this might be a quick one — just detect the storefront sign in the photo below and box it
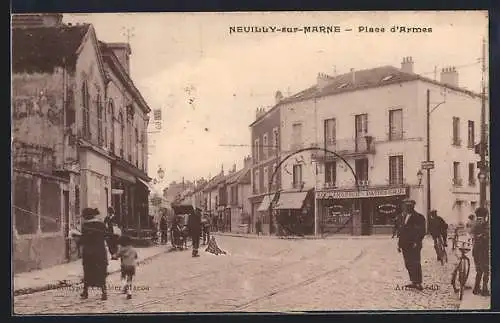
[378,203,397,214]
[324,206,351,225]
[317,187,407,200]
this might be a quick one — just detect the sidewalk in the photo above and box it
[13,245,167,296]
[459,265,491,310]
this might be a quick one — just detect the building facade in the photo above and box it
[11,14,152,272]
[225,159,252,233]
[249,102,282,235]
[275,57,486,235]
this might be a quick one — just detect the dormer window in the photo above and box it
[382,75,394,82]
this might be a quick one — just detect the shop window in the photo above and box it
[14,175,39,235]
[40,179,61,232]
[374,200,400,225]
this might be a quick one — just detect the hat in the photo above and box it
[402,198,416,205]
[475,207,489,218]
[82,207,100,220]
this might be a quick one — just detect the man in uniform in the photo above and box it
[188,207,203,257]
[397,198,426,290]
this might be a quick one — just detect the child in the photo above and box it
[112,235,138,299]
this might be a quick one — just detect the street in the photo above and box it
[14,235,462,313]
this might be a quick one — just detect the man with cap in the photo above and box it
[471,207,490,296]
[188,207,203,257]
[397,198,426,290]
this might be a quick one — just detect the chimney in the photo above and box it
[440,66,459,87]
[317,72,330,89]
[401,56,414,73]
[12,13,63,28]
[275,90,284,104]
[350,68,356,83]
[233,163,237,173]
[244,155,252,168]
[106,42,132,75]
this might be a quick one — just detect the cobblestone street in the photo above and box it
[14,235,465,314]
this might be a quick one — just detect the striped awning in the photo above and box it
[274,191,308,210]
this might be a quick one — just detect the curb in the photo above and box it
[13,249,167,297]
[215,233,393,240]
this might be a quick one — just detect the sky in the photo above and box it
[63,11,488,184]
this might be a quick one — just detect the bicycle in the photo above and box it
[451,240,472,300]
[435,235,448,265]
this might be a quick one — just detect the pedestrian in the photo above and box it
[466,214,476,238]
[428,210,449,261]
[205,236,227,255]
[391,213,402,239]
[256,216,262,236]
[397,198,426,291]
[104,207,120,255]
[471,207,490,296]
[160,213,169,244]
[80,207,108,300]
[188,207,202,257]
[201,212,211,245]
[112,235,138,300]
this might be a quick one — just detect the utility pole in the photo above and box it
[426,89,431,230]
[479,37,488,209]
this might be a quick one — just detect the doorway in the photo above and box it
[360,199,372,235]
[63,190,70,260]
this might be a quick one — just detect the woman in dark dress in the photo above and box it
[80,208,108,300]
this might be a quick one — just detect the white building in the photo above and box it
[276,57,487,235]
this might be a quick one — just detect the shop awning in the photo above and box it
[274,191,308,210]
[257,194,275,212]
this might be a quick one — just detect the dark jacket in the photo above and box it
[398,210,426,249]
[188,210,202,236]
[429,216,448,238]
[81,219,108,287]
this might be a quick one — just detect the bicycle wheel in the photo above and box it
[459,259,468,300]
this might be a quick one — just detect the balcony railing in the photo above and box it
[311,137,375,160]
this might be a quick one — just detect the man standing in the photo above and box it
[471,207,490,296]
[188,207,203,257]
[397,198,426,290]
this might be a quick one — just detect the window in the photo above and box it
[468,163,476,186]
[452,117,461,146]
[231,186,238,205]
[109,101,115,152]
[272,128,279,153]
[40,179,61,232]
[271,163,277,189]
[254,138,260,162]
[75,186,80,217]
[324,118,336,145]
[468,121,475,148]
[325,161,336,186]
[292,164,303,188]
[389,155,404,185]
[14,176,39,235]
[355,114,368,135]
[253,169,260,193]
[355,158,369,183]
[263,167,269,191]
[118,112,124,157]
[97,94,103,146]
[263,133,268,160]
[128,119,133,162]
[81,81,90,139]
[389,109,403,140]
[292,123,303,150]
[135,128,139,166]
[453,162,462,186]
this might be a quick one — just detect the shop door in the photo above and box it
[361,199,372,235]
[63,190,70,260]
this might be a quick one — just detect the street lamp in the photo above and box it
[417,169,423,186]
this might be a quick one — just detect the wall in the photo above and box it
[12,70,67,170]
[417,81,483,224]
[79,150,111,215]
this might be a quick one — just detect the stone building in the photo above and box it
[11,14,152,272]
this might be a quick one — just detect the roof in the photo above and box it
[12,25,90,74]
[250,65,482,127]
[98,41,151,113]
[226,167,251,185]
[203,173,226,191]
